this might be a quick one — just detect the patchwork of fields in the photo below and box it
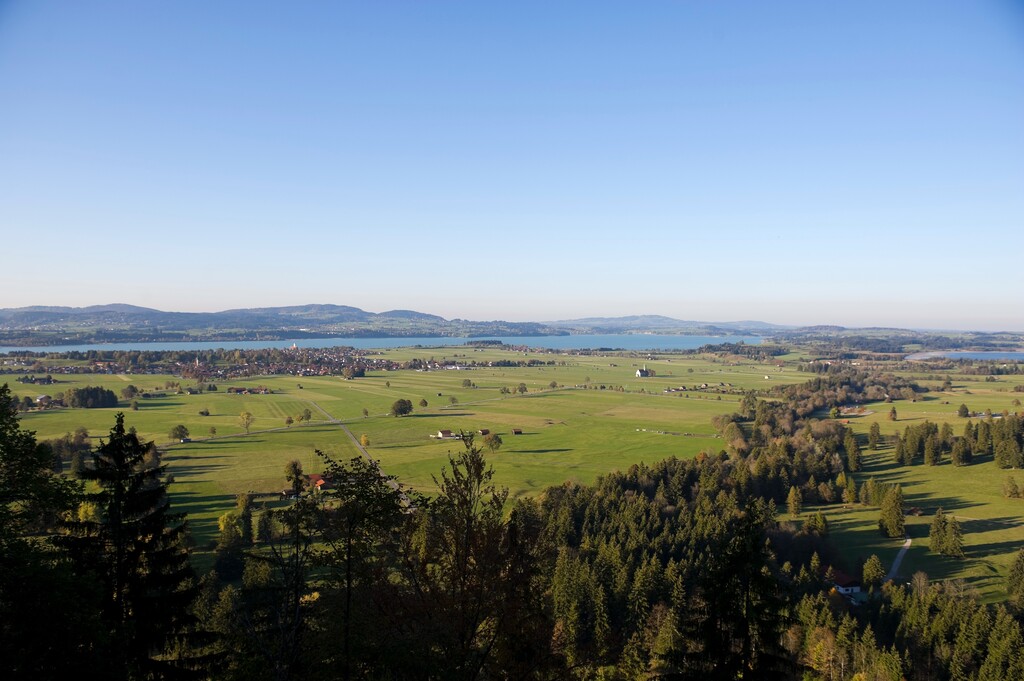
[5,346,1024,600]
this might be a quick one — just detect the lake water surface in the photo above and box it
[0,334,763,355]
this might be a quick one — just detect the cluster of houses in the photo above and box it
[432,427,521,440]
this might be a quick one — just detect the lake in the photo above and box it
[0,334,762,355]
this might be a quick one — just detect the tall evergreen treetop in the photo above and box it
[65,412,196,678]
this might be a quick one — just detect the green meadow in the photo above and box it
[802,370,1024,602]
[5,348,1024,600]
[5,348,801,551]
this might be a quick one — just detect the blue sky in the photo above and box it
[1,1,1022,330]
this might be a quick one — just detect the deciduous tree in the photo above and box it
[391,399,413,417]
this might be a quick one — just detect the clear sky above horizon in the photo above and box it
[2,1,1022,331]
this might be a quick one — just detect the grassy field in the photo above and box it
[5,349,1024,600]
[5,348,802,551]
[802,371,1024,602]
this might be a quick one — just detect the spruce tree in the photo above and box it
[1008,548,1024,607]
[845,433,862,472]
[64,413,195,678]
[868,422,881,450]
[924,436,938,466]
[878,485,905,538]
[787,485,802,518]
[951,438,969,466]
[946,514,964,558]
[894,439,907,466]
[929,508,949,554]
[862,555,885,589]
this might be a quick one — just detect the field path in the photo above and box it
[886,537,912,582]
[306,400,341,425]
[304,400,412,507]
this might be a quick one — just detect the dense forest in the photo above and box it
[3,372,1024,680]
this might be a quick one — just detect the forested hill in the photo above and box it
[0,304,564,345]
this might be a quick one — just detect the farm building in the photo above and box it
[831,570,862,596]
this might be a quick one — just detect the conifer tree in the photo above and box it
[929,508,949,554]
[1008,548,1024,608]
[924,435,939,466]
[868,422,881,450]
[894,439,907,466]
[862,555,885,589]
[1004,476,1020,499]
[878,485,905,538]
[946,514,964,558]
[63,412,196,678]
[845,433,862,472]
[1,384,102,678]
[952,437,969,466]
[787,485,802,518]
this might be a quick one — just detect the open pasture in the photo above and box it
[812,443,1024,603]
[806,369,1024,602]
[4,347,798,548]
[7,347,1022,600]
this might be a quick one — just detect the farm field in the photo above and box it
[4,347,802,551]
[5,347,1024,600]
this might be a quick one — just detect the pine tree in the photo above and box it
[952,437,969,466]
[929,508,949,554]
[1008,548,1024,607]
[946,514,965,558]
[1004,476,1020,499]
[868,422,881,451]
[862,554,885,589]
[845,433,862,472]
[894,439,907,466]
[924,436,939,466]
[878,485,905,538]
[63,413,196,678]
[787,485,802,518]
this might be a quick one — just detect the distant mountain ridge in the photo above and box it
[550,315,793,333]
[0,304,785,347]
[0,304,560,346]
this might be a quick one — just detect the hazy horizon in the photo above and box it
[2,300,1022,334]
[2,2,1022,331]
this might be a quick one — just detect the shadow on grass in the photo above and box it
[164,454,229,462]
[409,412,475,418]
[966,539,1024,559]
[509,448,573,455]
[959,516,1023,532]
[902,493,974,513]
[170,465,231,478]
[170,491,235,517]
